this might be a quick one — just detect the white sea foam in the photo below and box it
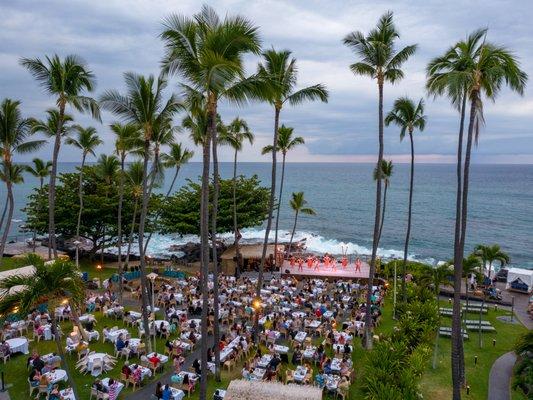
[117,228,436,264]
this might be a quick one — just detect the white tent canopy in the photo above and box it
[506,268,533,292]
[0,265,36,297]
[224,380,322,400]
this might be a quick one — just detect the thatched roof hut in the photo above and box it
[220,244,280,275]
[224,380,322,400]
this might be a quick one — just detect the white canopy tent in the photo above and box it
[506,268,533,293]
[224,380,322,400]
[0,265,36,297]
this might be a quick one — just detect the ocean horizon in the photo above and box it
[2,161,532,270]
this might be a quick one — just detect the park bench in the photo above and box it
[465,324,496,332]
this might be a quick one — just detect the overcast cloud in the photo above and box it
[1,0,532,163]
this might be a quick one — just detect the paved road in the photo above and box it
[488,351,516,400]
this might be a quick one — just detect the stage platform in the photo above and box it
[281,260,371,280]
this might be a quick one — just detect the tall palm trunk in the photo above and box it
[0,180,14,260]
[51,313,79,400]
[117,155,125,302]
[32,179,44,253]
[142,149,161,256]
[48,103,65,259]
[125,197,139,267]
[288,210,299,256]
[451,92,468,399]
[210,110,221,382]
[232,149,242,277]
[69,304,89,342]
[365,80,384,350]
[273,152,287,267]
[376,181,388,245]
[0,192,8,240]
[257,105,281,333]
[401,131,415,302]
[138,138,153,354]
[75,154,87,240]
[143,165,181,254]
[199,108,213,400]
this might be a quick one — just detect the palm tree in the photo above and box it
[474,244,510,278]
[426,28,487,391]
[373,159,393,246]
[287,192,316,255]
[262,124,305,264]
[220,118,254,277]
[422,263,452,369]
[461,254,482,326]
[124,161,144,268]
[256,48,328,310]
[143,142,194,253]
[343,11,416,349]
[110,122,142,300]
[385,97,426,302]
[65,125,102,265]
[24,158,52,251]
[427,30,527,397]
[0,254,85,400]
[95,154,120,266]
[100,72,181,354]
[20,55,100,259]
[0,163,25,259]
[0,99,45,261]
[161,6,262,388]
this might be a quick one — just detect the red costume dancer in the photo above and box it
[290,256,295,268]
[306,256,313,269]
[341,257,348,269]
[297,258,304,272]
[314,258,320,271]
[324,255,331,268]
[331,258,337,271]
[355,258,362,272]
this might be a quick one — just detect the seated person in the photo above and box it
[92,379,108,393]
[121,362,131,379]
[29,368,41,387]
[192,358,201,375]
[48,384,61,400]
[116,335,126,352]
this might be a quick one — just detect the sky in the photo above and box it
[1,0,532,164]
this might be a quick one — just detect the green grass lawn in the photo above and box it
[419,301,527,400]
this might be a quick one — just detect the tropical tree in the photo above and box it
[256,48,328,310]
[161,6,262,388]
[24,158,52,251]
[220,118,254,277]
[373,159,393,246]
[0,163,25,259]
[0,99,45,260]
[124,161,144,267]
[100,72,182,354]
[385,97,426,302]
[343,11,416,349]
[65,125,102,265]
[0,254,85,400]
[95,154,120,265]
[287,192,316,255]
[21,55,101,259]
[262,124,305,263]
[427,29,527,397]
[474,244,510,278]
[143,142,194,254]
[110,122,142,300]
[426,28,487,391]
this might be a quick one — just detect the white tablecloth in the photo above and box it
[6,337,29,354]
[294,331,307,343]
[101,377,125,397]
[45,369,67,384]
[171,387,185,400]
[105,329,129,343]
[293,366,308,382]
[59,388,75,400]
[147,352,169,364]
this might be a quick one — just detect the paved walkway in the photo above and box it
[488,351,516,400]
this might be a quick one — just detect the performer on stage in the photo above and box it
[355,257,362,272]
[306,256,313,269]
[331,258,337,271]
[314,258,320,271]
[341,256,348,269]
[290,256,295,268]
[297,257,304,272]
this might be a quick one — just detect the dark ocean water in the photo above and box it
[2,162,532,269]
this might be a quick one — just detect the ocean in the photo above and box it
[2,162,532,269]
